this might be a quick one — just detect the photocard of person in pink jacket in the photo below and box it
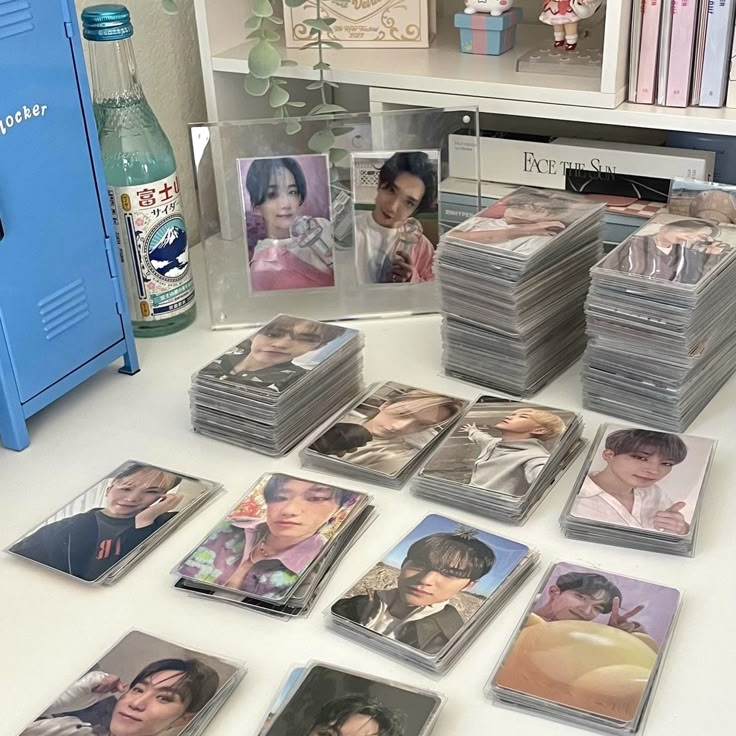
[239,154,336,293]
[351,150,439,285]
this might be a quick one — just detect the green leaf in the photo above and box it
[253,0,274,18]
[320,41,343,49]
[286,119,302,135]
[244,74,270,97]
[308,128,336,153]
[299,42,321,50]
[271,77,287,86]
[287,101,307,107]
[304,19,332,33]
[329,147,350,164]
[285,0,309,6]
[161,0,178,14]
[313,61,330,71]
[330,125,354,136]
[265,15,283,25]
[324,80,339,88]
[244,15,262,30]
[245,29,262,40]
[263,30,280,42]
[305,81,323,90]
[270,85,290,107]
[248,40,282,79]
[322,17,338,25]
[310,103,348,115]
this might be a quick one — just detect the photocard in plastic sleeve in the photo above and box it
[491,561,680,729]
[239,153,336,293]
[306,381,467,479]
[420,397,578,497]
[196,314,359,395]
[596,213,736,287]
[259,662,443,736]
[16,630,244,736]
[6,460,218,584]
[332,513,530,656]
[175,473,369,602]
[351,149,440,286]
[568,423,716,535]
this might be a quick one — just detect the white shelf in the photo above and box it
[211,24,619,109]
[371,86,736,136]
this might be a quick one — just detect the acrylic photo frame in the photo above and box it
[190,107,481,328]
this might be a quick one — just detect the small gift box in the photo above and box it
[454,8,523,56]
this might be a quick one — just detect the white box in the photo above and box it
[282,0,436,49]
[448,134,716,189]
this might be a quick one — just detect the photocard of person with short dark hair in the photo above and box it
[6,461,215,584]
[17,630,243,736]
[351,150,440,285]
[175,473,369,602]
[419,397,576,497]
[332,514,530,657]
[568,423,716,536]
[445,187,598,255]
[491,561,680,726]
[307,381,466,478]
[239,154,336,292]
[599,213,736,286]
[260,662,442,736]
[196,314,356,394]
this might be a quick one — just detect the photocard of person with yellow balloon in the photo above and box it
[489,561,680,731]
[560,423,716,556]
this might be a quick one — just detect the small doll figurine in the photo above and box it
[539,0,602,51]
[465,0,514,15]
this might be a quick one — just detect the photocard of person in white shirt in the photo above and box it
[307,381,466,477]
[569,424,716,535]
[351,150,439,285]
[419,397,575,497]
[239,153,336,293]
[446,187,595,256]
[331,514,530,656]
[18,630,239,736]
[260,662,442,736]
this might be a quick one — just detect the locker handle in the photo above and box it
[0,213,4,241]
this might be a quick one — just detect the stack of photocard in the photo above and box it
[190,314,364,455]
[5,460,220,585]
[560,423,717,556]
[172,473,374,619]
[301,381,468,488]
[256,662,443,736]
[488,561,681,734]
[436,187,604,395]
[413,397,585,524]
[327,514,538,674]
[15,630,246,736]
[583,213,736,430]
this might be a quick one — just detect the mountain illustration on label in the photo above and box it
[145,215,189,279]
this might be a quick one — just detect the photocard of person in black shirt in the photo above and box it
[197,314,356,394]
[7,461,212,583]
[260,662,442,736]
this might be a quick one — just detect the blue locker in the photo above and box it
[0,0,139,450]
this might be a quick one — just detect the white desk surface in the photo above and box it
[3,251,735,736]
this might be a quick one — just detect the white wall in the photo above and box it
[74,0,207,243]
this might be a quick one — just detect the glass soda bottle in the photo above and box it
[81,4,196,336]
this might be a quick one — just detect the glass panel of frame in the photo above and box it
[191,107,481,329]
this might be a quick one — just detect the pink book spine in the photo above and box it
[666,0,699,105]
[636,0,663,103]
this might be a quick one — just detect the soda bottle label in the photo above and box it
[108,172,195,322]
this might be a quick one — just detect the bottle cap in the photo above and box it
[81,4,133,41]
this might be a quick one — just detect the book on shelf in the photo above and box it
[629,0,646,101]
[699,0,736,106]
[666,0,699,106]
[657,0,675,105]
[637,0,663,103]
[690,0,711,105]
[727,17,736,107]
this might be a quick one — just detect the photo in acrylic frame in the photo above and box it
[190,107,481,328]
[351,149,440,286]
[238,153,336,293]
